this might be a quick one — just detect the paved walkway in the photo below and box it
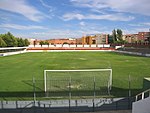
[90,110,132,113]
[0,98,132,113]
[0,109,132,113]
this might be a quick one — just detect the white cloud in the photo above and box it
[70,0,150,16]
[79,24,111,35]
[70,0,108,10]
[32,29,82,39]
[0,0,45,22]
[39,0,54,13]
[0,24,47,30]
[79,22,85,26]
[129,22,150,27]
[63,13,84,21]
[133,28,150,32]
[143,22,150,26]
[63,13,134,21]
[123,27,150,34]
[31,24,112,39]
[128,24,143,27]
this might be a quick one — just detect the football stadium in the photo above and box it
[0,0,150,112]
[0,48,150,112]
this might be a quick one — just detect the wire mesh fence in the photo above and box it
[0,74,144,112]
[45,77,110,99]
[0,74,144,99]
[0,97,134,113]
[44,70,112,99]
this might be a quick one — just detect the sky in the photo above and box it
[0,0,150,39]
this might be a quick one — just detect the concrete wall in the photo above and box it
[77,45,83,47]
[0,47,28,50]
[0,51,27,56]
[62,44,69,47]
[28,45,34,47]
[28,44,111,48]
[132,96,150,113]
[27,50,114,52]
[83,45,90,47]
[55,44,62,47]
[91,45,97,47]
[104,44,110,48]
[49,45,55,47]
[0,47,28,56]
[115,51,150,57]
[35,45,41,47]
[42,45,48,47]
[70,45,76,47]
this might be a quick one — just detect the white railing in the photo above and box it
[135,88,150,101]
[133,89,150,113]
[0,47,28,56]
[0,47,28,50]
[28,44,111,48]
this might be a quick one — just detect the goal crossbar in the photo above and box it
[44,69,112,93]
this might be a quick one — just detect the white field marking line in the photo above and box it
[44,69,112,72]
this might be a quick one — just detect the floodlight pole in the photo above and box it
[32,77,36,107]
[128,75,131,97]
[44,70,47,93]
[110,69,112,90]
[69,76,71,112]
[93,76,96,112]
[128,75,131,109]
[149,29,150,48]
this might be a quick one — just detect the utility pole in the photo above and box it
[128,75,131,109]
[149,29,150,46]
[93,76,96,112]
[69,76,71,112]
[33,76,36,113]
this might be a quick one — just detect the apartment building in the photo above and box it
[138,32,150,42]
[123,34,138,43]
[81,34,108,46]
[48,38,76,45]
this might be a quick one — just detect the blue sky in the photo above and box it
[0,0,150,39]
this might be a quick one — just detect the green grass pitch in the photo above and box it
[0,52,150,97]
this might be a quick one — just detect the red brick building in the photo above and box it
[33,38,77,45]
[48,38,76,45]
[81,34,108,45]
[138,32,150,42]
[123,34,138,43]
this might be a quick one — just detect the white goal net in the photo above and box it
[44,69,112,97]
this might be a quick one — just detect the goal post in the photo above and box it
[44,69,112,94]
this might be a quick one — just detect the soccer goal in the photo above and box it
[44,69,112,97]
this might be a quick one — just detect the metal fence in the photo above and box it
[0,75,143,112]
[0,97,134,113]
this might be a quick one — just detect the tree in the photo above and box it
[0,37,7,47]
[63,42,69,45]
[108,34,113,43]
[2,32,18,47]
[17,38,25,47]
[39,41,44,47]
[45,41,49,47]
[33,40,36,47]
[0,32,30,47]
[112,29,117,43]
[112,29,124,43]
[117,29,123,41]
[148,30,150,44]
[24,39,30,46]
